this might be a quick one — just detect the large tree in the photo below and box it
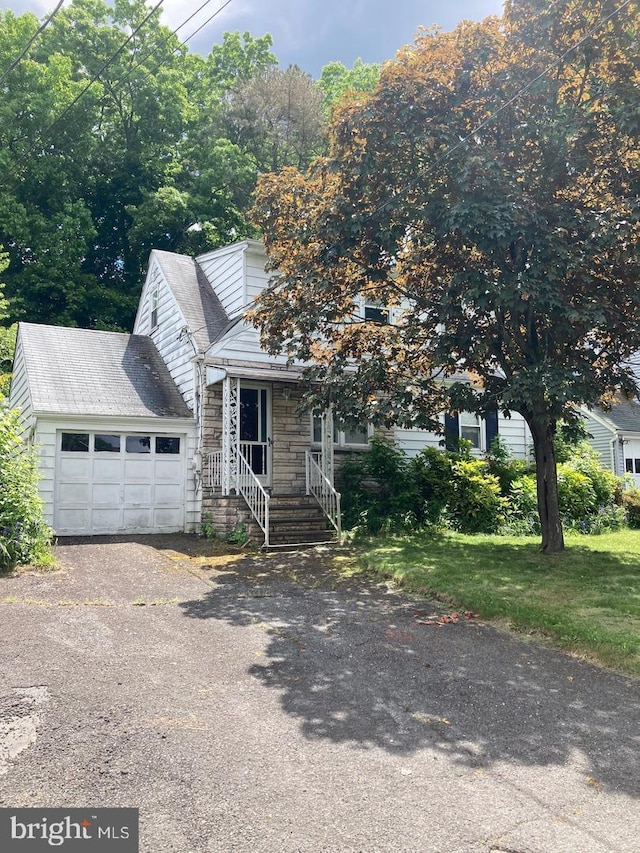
[251,0,640,552]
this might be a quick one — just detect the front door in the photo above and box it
[239,385,271,485]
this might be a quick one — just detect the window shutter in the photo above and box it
[485,408,499,450]
[444,413,459,452]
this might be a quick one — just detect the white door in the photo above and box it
[55,431,185,535]
[239,385,271,486]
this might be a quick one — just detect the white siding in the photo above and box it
[498,412,531,459]
[134,260,196,409]
[206,320,295,367]
[197,243,247,317]
[8,330,33,433]
[394,426,443,457]
[395,412,531,460]
[582,411,617,472]
[244,244,270,306]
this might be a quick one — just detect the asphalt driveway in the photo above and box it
[0,535,638,852]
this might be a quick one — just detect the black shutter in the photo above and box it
[444,413,459,452]
[485,407,499,450]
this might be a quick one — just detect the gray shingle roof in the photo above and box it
[602,400,640,434]
[153,251,229,351]
[19,323,193,419]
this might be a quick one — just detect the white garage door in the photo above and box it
[624,438,640,488]
[55,431,185,535]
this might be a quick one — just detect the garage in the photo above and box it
[54,430,186,535]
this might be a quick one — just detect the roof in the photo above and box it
[18,323,193,419]
[152,250,229,351]
[602,400,640,434]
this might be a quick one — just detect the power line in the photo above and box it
[361,0,636,224]
[109,0,227,90]
[10,0,164,174]
[0,0,65,88]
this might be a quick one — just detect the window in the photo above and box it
[126,435,151,454]
[364,302,389,324]
[459,412,482,450]
[156,437,180,454]
[94,434,120,452]
[61,433,89,452]
[150,288,159,329]
[311,414,370,448]
[626,459,634,473]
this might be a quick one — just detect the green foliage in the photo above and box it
[337,437,418,532]
[226,521,248,546]
[339,436,626,538]
[448,458,507,534]
[318,58,380,114]
[623,490,640,530]
[410,446,454,525]
[0,5,296,330]
[200,512,217,540]
[0,407,52,570]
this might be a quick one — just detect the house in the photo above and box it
[582,401,640,487]
[10,239,532,546]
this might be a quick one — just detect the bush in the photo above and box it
[0,408,52,570]
[504,474,540,534]
[337,437,418,533]
[410,446,454,526]
[623,490,640,529]
[448,458,507,533]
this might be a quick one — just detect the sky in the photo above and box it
[0,0,504,77]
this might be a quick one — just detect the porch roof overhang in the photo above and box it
[205,362,303,386]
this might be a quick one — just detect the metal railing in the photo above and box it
[205,450,222,490]
[237,448,271,548]
[305,450,341,542]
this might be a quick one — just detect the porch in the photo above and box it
[201,373,341,548]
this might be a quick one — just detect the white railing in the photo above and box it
[305,450,342,542]
[237,448,271,548]
[205,450,223,490]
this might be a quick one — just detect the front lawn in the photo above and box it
[355,529,640,675]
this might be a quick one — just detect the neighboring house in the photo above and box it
[10,238,532,546]
[582,401,640,487]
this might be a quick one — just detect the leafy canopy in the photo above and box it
[252,1,640,429]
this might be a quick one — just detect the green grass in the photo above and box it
[356,529,640,675]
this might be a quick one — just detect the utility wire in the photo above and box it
[361,0,636,224]
[111,0,229,89]
[38,0,165,142]
[0,0,65,88]
[9,0,164,174]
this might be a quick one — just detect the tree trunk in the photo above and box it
[527,417,565,553]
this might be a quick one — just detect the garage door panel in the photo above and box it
[122,508,153,529]
[154,483,183,504]
[154,459,183,479]
[91,483,121,506]
[55,431,185,535]
[92,458,123,480]
[56,508,90,530]
[153,508,184,528]
[123,483,152,504]
[124,459,154,480]
[91,508,123,530]
[58,482,90,506]
[58,458,90,479]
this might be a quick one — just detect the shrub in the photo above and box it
[448,458,507,534]
[336,437,418,533]
[486,435,529,494]
[504,474,540,534]
[410,446,454,526]
[623,490,640,529]
[0,408,52,570]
